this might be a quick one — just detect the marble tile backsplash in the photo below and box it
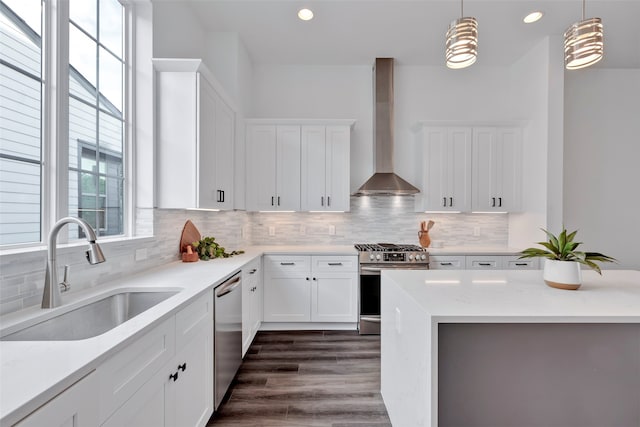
[0,196,507,315]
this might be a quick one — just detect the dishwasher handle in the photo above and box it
[216,274,241,298]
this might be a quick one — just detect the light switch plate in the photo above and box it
[328,225,336,235]
[268,226,276,236]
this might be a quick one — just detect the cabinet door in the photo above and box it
[310,256,358,322]
[246,125,277,211]
[16,373,98,427]
[311,274,357,322]
[242,259,261,356]
[156,72,198,209]
[276,126,301,211]
[472,127,522,212]
[263,256,310,322]
[325,126,351,212]
[101,371,168,427]
[198,75,218,209]
[166,323,213,427]
[214,94,235,210]
[446,128,472,212]
[301,126,327,211]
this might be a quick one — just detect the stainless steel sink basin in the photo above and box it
[1,291,178,341]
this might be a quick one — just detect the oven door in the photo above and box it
[359,264,429,335]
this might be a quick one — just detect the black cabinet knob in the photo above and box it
[169,372,179,382]
[178,363,187,372]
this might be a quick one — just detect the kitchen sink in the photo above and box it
[1,290,179,341]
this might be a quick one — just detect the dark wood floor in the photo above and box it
[207,330,391,427]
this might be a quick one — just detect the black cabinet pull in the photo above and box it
[443,197,447,207]
[321,196,324,206]
[312,277,317,281]
[221,190,225,203]
[280,262,295,265]
[178,363,187,372]
[479,263,491,266]
[498,197,502,207]
[306,277,310,281]
[327,196,331,206]
[249,268,257,274]
[441,262,453,266]
[449,197,453,207]
[169,372,178,382]
[277,196,281,206]
[328,262,343,266]
[271,196,274,206]
[515,263,528,266]
[492,197,496,207]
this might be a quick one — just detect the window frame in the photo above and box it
[0,0,135,250]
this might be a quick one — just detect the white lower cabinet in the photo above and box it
[16,372,99,427]
[430,255,539,270]
[242,257,263,356]
[263,255,358,323]
[99,290,214,427]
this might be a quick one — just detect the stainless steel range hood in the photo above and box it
[353,58,419,196]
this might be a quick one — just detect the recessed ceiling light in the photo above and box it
[298,8,314,21]
[523,11,544,24]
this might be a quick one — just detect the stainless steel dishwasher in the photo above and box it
[214,271,242,409]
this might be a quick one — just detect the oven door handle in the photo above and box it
[360,265,429,274]
[360,316,381,323]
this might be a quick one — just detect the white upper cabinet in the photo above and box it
[472,127,523,212]
[301,125,351,212]
[246,124,301,211]
[415,126,472,212]
[246,120,354,212]
[154,59,235,210]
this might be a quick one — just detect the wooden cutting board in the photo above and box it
[179,220,201,253]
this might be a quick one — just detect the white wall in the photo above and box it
[251,64,371,192]
[152,2,205,59]
[506,36,561,248]
[564,69,640,269]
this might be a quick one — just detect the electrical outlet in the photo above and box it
[268,226,276,236]
[473,227,481,236]
[328,225,336,235]
[300,225,306,235]
[135,248,148,261]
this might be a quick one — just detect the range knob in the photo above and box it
[369,253,375,260]
[376,254,382,261]
[420,254,427,261]
[408,254,415,261]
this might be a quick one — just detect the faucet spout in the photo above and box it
[42,217,106,309]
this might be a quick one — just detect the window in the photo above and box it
[0,0,43,245]
[68,0,125,239]
[0,0,128,247]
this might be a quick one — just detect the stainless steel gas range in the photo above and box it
[355,243,430,334]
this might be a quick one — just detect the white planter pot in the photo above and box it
[543,259,582,290]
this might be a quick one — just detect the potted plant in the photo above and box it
[519,228,616,290]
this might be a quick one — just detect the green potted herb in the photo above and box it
[192,236,244,261]
[519,228,616,290]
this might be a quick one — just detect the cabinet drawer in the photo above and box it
[504,256,539,269]
[97,316,175,424]
[311,255,357,273]
[264,255,310,273]
[429,256,465,269]
[466,256,502,269]
[176,290,213,349]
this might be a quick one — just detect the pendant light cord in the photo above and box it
[582,0,585,20]
[461,0,464,18]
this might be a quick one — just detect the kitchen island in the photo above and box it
[380,269,640,427]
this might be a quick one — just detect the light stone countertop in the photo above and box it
[425,246,525,256]
[382,269,640,321]
[0,245,356,425]
[380,269,640,427]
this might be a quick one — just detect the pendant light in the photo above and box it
[445,0,478,69]
[564,0,603,70]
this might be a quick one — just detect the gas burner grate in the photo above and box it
[354,243,426,252]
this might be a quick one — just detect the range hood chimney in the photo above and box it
[353,58,419,196]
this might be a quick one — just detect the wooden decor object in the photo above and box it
[179,220,201,262]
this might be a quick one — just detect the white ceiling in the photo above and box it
[179,0,640,68]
